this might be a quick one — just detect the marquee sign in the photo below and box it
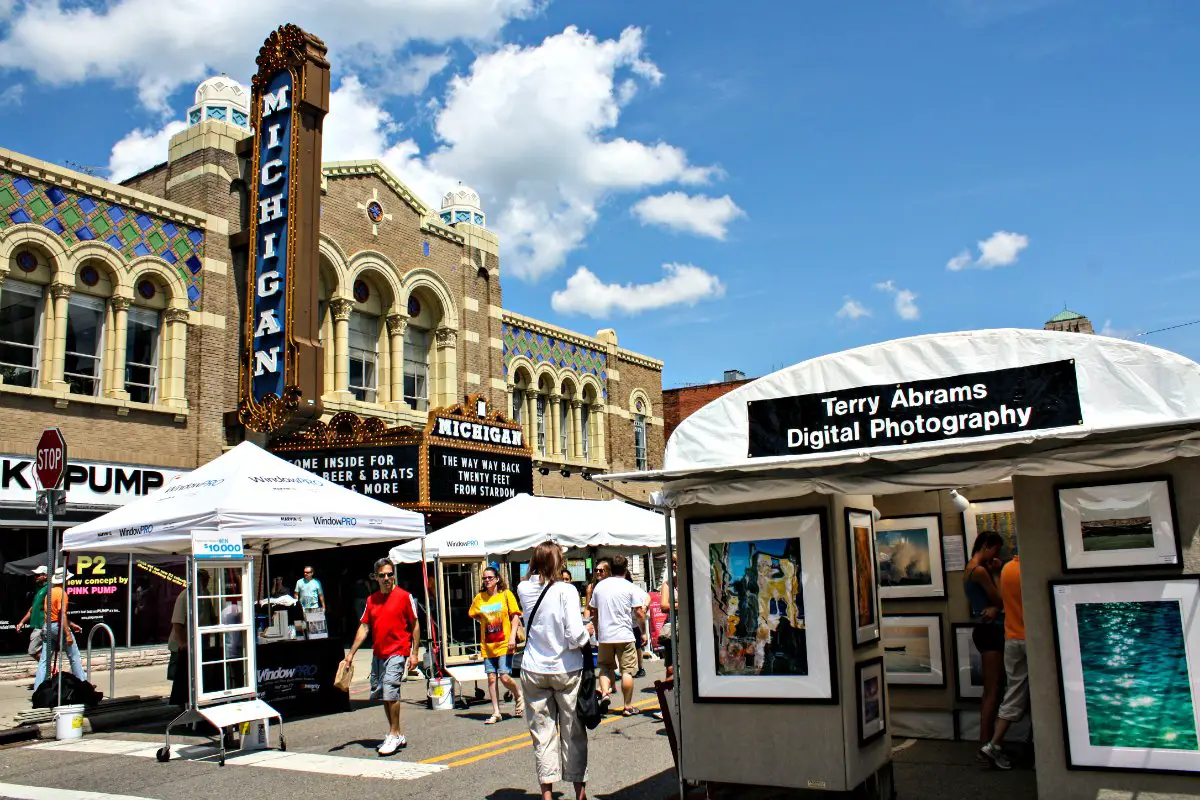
[747,360,1083,458]
[238,24,330,432]
[270,395,532,514]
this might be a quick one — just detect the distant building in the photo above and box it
[1044,307,1095,334]
[663,369,753,441]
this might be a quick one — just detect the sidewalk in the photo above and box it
[0,648,380,730]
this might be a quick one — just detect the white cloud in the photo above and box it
[394,52,452,96]
[550,263,725,318]
[1099,319,1134,339]
[106,120,188,181]
[323,76,404,160]
[0,0,539,111]
[0,83,22,106]
[631,192,745,240]
[874,280,920,321]
[946,230,1030,270]
[836,298,871,320]
[378,26,721,278]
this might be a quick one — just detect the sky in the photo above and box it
[1,0,1197,388]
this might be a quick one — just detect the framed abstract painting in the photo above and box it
[845,507,881,647]
[684,511,836,703]
[952,623,984,702]
[882,614,945,687]
[962,498,1018,560]
[856,656,887,746]
[1057,479,1181,572]
[875,514,945,599]
[1051,576,1200,773]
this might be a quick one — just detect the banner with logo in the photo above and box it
[63,553,131,645]
[0,456,187,507]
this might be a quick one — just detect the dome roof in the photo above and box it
[442,182,481,211]
[194,76,249,111]
[1047,308,1086,324]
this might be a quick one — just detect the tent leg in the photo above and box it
[663,509,684,800]
[420,538,434,676]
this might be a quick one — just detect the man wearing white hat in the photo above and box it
[16,566,49,682]
[35,567,86,688]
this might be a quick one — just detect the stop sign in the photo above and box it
[35,428,67,490]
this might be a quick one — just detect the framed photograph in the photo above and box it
[684,511,836,704]
[952,623,984,701]
[1057,478,1181,572]
[882,614,945,687]
[845,508,881,647]
[963,498,1018,560]
[875,514,945,599]
[1051,576,1200,773]
[856,656,887,746]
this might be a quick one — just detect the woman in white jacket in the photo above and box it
[516,542,594,800]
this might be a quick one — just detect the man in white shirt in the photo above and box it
[589,555,645,715]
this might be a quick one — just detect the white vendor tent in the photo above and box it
[63,440,425,554]
[390,493,665,563]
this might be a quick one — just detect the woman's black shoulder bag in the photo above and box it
[523,583,602,731]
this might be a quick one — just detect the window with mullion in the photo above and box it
[124,306,160,404]
[0,279,43,388]
[64,294,105,396]
[581,404,591,461]
[634,413,648,470]
[511,389,523,423]
[348,311,378,403]
[403,326,431,410]
[559,400,569,455]
[536,395,547,455]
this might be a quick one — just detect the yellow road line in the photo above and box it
[436,697,661,769]
[419,732,529,764]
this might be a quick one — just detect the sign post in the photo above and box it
[35,427,67,704]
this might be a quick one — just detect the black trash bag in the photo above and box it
[32,672,104,709]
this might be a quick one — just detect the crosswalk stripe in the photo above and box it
[28,739,446,780]
[0,782,156,800]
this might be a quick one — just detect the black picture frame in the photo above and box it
[881,612,947,688]
[845,506,881,648]
[875,512,947,600]
[856,656,887,746]
[951,622,983,703]
[1055,476,1182,574]
[682,508,839,705]
[1049,574,1200,775]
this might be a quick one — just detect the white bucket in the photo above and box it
[427,678,455,711]
[54,704,85,741]
[241,719,270,751]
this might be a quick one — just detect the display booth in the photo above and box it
[598,329,1200,799]
[63,441,425,765]
[391,493,666,681]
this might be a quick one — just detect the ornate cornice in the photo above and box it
[49,283,72,300]
[270,411,422,451]
[252,24,330,92]
[385,314,408,336]
[163,307,190,323]
[329,297,353,321]
[321,160,430,217]
[110,296,132,312]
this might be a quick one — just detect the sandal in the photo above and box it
[485,714,502,725]
[514,696,525,716]
[621,707,637,717]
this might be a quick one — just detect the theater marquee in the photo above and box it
[238,24,330,433]
[271,395,532,514]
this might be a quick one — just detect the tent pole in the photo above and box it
[420,536,433,677]
[663,509,684,800]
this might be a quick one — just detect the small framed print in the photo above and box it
[882,613,945,687]
[845,507,881,647]
[952,623,984,702]
[963,498,1018,560]
[856,656,887,746]
[1057,478,1181,573]
[875,514,945,599]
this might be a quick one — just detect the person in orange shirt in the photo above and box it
[979,556,1025,770]
[35,567,86,687]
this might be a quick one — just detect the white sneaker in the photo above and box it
[379,734,406,756]
[376,734,395,753]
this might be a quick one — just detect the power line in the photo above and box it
[1134,319,1200,338]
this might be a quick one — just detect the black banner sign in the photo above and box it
[284,445,420,504]
[64,553,130,644]
[428,445,533,506]
[748,360,1082,458]
[256,638,349,715]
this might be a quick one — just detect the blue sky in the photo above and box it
[1,0,1197,388]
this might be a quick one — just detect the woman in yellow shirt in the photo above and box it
[468,565,524,724]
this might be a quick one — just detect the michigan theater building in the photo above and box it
[0,26,664,669]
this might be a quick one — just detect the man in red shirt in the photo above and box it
[345,557,420,756]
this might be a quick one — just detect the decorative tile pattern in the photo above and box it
[502,323,608,398]
[0,170,205,310]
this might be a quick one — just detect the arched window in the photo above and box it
[349,310,379,403]
[581,403,591,461]
[0,278,44,387]
[632,395,649,470]
[124,305,160,403]
[64,294,105,396]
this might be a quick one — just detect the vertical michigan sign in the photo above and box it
[238,24,330,433]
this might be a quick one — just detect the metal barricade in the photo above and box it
[86,623,116,702]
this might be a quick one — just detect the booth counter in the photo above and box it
[256,637,350,716]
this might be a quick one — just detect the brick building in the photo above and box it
[663,369,752,441]
[0,75,663,663]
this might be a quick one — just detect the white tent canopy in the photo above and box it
[390,493,665,563]
[599,329,1200,505]
[64,441,425,555]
